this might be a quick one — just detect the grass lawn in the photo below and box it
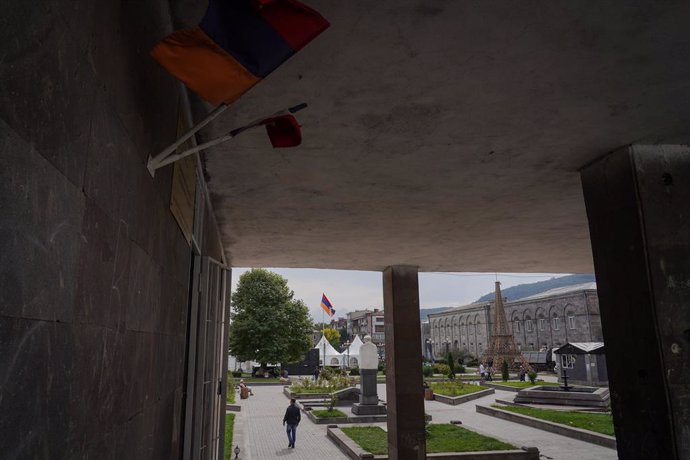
[312,409,347,417]
[489,381,559,389]
[342,424,516,454]
[430,381,486,397]
[223,413,235,459]
[492,405,615,436]
[226,382,236,404]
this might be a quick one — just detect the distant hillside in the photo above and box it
[420,307,452,321]
[475,274,595,303]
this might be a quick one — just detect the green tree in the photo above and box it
[501,359,510,381]
[322,327,341,348]
[338,327,350,346]
[446,352,456,380]
[228,269,313,367]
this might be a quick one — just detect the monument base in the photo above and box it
[351,403,387,415]
[514,386,610,408]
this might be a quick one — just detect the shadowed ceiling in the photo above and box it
[187,0,690,271]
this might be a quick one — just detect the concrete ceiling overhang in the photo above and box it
[192,1,690,272]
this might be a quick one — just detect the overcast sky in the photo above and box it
[231,268,571,322]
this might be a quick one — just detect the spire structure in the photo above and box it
[482,282,532,372]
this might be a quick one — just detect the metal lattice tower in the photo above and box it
[482,281,532,372]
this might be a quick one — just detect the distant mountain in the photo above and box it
[420,307,452,321]
[475,274,595,303]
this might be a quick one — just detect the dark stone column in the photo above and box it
[581,145,690,459]
[359,369,379,405]
[383,266,426,459]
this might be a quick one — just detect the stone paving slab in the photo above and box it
[233,383,617,460]
[234,384,349,459]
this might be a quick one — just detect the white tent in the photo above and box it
[343,335,364,368]
[314,335,343,366]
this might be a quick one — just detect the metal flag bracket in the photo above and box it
[146,102,308,177]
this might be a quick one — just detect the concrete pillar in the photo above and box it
[581,145,690,459]
[383,266,426,459]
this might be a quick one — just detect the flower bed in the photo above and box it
[431,381,486,397]
[312,409,347,418]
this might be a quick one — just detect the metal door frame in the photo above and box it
[182,255,230,460]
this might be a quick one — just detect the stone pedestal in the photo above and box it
[358,369,379,405]
[351,338,387,415]
[352,402,387,415]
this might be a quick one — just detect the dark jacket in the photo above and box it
[283,404,301,425]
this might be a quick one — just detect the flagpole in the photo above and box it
[147,103,229,175]
[147,102,308,174]
[322,306,326,370]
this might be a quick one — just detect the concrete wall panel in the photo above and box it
[0,1,206,457]
[0,121,85,323]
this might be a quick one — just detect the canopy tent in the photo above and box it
[343,335,364,368]
[314,335,343,367]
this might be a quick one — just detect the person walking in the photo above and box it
[283,398,301,448]
[313,367,320,382]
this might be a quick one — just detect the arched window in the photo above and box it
[525,316,533,332]
[566,307,577,329]
[536,308,547,332]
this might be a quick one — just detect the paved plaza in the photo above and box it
[230,383,618,460]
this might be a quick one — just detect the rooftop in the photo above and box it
[519,282,598,301]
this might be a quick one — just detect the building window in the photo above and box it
[552,317,560,330]
[526,319,533,332]
[561,354,576,369]
[538,318,545,331]
[514,321,521,333]
[568,316,575,329]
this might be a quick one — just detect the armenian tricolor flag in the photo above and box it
[320,294,335,317]
[151,0,330,106]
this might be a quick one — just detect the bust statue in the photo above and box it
[359,334,378,370]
